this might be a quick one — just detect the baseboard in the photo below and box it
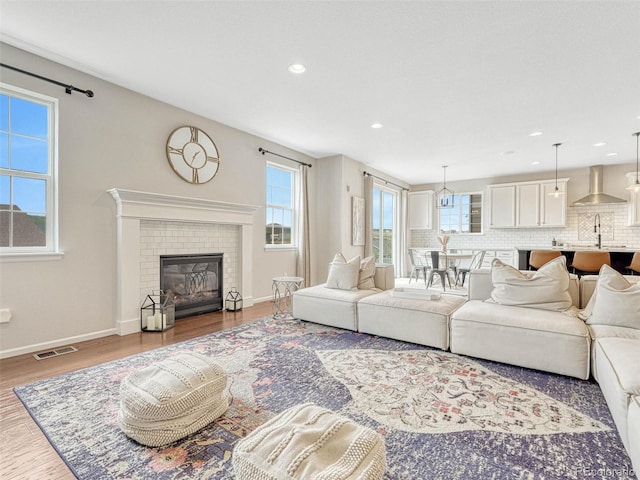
[116,317,141,336]
[0,328,117,359]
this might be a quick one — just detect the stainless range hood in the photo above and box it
[571,165,627,206]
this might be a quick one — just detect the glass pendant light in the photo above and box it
[626,132,640,192]
[435,165,454,209]
[548,143,565,197]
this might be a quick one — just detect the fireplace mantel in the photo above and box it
[107,188,260,335]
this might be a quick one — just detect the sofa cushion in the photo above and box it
[488,256,572,311]
[358,256,376,290]
[582,265,640,329]
[326,254,361,290]
[594,337,640,452]
[595,337,640,395]
[451,300,590,379]
[628,396,640,476]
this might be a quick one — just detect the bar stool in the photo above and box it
[529,250,562,270]
[626,252,640,275]
[569,251,611,276]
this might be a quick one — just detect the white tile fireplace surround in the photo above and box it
[108,189,260,335]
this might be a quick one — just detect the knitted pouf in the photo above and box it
[232,402,386,480]
[119,352,228,447]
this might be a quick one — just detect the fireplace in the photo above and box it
[160,253,223,318]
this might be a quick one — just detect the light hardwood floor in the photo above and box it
[0,302,273,480]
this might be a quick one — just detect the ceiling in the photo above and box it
[1,1,639,185]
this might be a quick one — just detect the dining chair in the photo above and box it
[427,251,452,290]
[408,249,429,284]
[455,250,486,286]
[529,250,562,270]
[626,252,640,275]
[569,251,611,276]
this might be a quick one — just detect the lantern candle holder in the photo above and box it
[225,287,243,312]
[141,290,175,332]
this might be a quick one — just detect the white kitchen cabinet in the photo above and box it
[539,180,567,227]
[627,172,640,226]
[489,179,567,228]
[488,185,516,227]
[481,249,516,268]
[408,190,433,229]
[516,183,540,227]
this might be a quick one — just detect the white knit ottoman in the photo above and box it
[233,403,386,480]
[119,352,228,447]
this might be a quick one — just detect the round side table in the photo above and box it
[272,276,304,319]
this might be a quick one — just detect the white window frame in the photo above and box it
[0,83,60,261]
[265,161,298,250]
[438,191,484,235]
[372,182,399,265]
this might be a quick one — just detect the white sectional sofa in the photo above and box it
[292,258,640,473]
[292,264,395,331]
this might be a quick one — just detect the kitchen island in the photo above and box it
[516,247,638,274]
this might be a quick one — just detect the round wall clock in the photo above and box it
[166,126,220,184]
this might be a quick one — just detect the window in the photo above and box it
[372,185,397,264]
[439,193,483,234]
[265,163,296,247]
[0,84,58,254]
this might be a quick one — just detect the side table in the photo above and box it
[272,276,304,319]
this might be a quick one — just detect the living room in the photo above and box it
[0,1,639,479]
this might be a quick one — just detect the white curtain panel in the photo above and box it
[363,174,374,259]
[296,165,311,287]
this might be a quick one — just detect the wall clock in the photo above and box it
[166,126,220,184]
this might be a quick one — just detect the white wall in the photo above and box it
[315,154,409,282]
[0,43,315,357]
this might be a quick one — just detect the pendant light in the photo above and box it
[626,132,640,192]
[548,143,565,198]
[436,165,454,209]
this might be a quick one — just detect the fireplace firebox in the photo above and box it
[160,253,223,318]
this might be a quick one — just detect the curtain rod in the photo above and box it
[258,147,312,167]
[363,171,409,191]
[0,63,94,97]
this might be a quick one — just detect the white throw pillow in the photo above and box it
[586,264,640,329]
[489,256,572,311]
[358,256,376,290]
[326,254,361,290]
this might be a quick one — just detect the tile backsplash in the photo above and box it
[410,203,640,251]
[139,220,241,303]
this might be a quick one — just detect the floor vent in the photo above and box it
[33,346,78,360]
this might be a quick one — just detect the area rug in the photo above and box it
[14,317,636,479]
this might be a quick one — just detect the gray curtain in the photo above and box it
[296,165,311,287]
[363,174,374,259]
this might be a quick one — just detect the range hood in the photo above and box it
[571,165,627,206]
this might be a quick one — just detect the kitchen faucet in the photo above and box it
[594,213,601,249]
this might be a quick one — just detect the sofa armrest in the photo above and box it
[374,264,395,291]
[468,269,493,300]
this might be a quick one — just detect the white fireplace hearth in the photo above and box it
[108,188,260,335]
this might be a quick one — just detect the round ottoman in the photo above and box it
[233,402,386,480]
[119,352,228,447]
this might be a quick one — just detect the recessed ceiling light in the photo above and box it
[531,161,541,165]
[592,142,607,147]
[606,152,618,156]
[529,131,544,137]
[371,123,383,129]
[288,64,306,74]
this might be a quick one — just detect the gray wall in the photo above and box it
[0,43,317,356]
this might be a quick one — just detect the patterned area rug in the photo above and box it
[14,317,636,479]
